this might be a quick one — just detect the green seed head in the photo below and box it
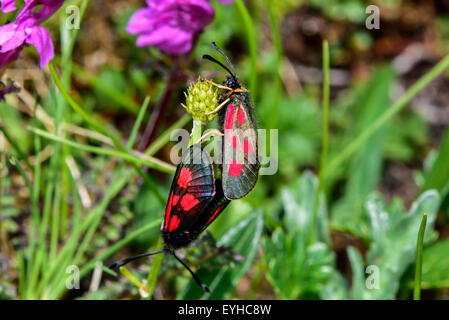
[182,78,219,123]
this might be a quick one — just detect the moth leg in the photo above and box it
[203,78,248,95]
[195,129,224,145]
[204,97,231,115]
[203,78,233,91]
[182,98,229,117]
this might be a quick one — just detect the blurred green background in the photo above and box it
[1,0,449,300]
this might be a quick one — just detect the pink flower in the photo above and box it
[0,0,64,69]
[127,0,232,55]
[1,0,16,13]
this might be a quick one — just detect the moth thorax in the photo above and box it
[162,230,197,249]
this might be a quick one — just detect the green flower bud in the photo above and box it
[182,78,219,123]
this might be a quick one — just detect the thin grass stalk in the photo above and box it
[49,219,162,298]
[267,0,282,130]
[414,213,427,300]
[49,61,165,203]
[235,0,257,98]
[31,128,175,173]
[308,41,330,245]
[144,114,190,156]
[49,94,152,297]
[25,104,42,299]
[145,238,164,300]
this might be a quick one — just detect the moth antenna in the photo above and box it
[170,250,210,293]
[109,249,167,269]
[210,42,236,76]
[203,54,237,83]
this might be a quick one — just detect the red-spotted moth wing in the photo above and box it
[162,144,230,249]
[220,93,260,200]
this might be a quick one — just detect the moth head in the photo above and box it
[223,75,240,90]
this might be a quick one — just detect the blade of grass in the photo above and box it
[40,95,182,298]
[325,53,449,176]
[48,218,162,299]
[70,62,140,114]
[10,157,32,194]
[235,0,257,98]
[48,73,64,263]
[39,180,54,274]
[25,103,41,299]
[38,165,131,298]
[79,218,161,278]
[44,98,159,297]
[145,238,164,300]
[127,97,150,150]
[414,213,427,300]
[119,267,145,290]
[50,184,61,259]
[30,128,175,173]
[308,40,330,245]
[144,114,190,156]
[49,61,124,148]
[0,154,8,261]
[49,61,165,203]
[18,250,26,298]
[0,125,32,170]
[267,0,282,129]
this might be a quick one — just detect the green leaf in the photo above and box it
[177,209,263,299]
[265,233,334,299]
[423,125,449,198]
[319,270,348,300]
[348,190,440,299]
[331,66,395,238]
[347,246,366,299]
[264,172,334,299]
[421,239,449,289]
[285,171,330,244]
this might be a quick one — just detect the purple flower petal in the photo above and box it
[31,0,65,24]
[0,47,22,68]
[127,0,215,55]
[136,26,193,54]
[0,0,62,69]
[0,0,16,13]
[0,23,27,52]
[25,26,54,68]
[126,8,154,35]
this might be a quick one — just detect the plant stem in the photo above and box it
[308,40,330,245]
[190,119,203,146]
[414,213,427,300]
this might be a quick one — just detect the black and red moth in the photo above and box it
[110,144,228,292]
[204,42,261,200]
[162,144,230,249]
[109,43,259,293]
